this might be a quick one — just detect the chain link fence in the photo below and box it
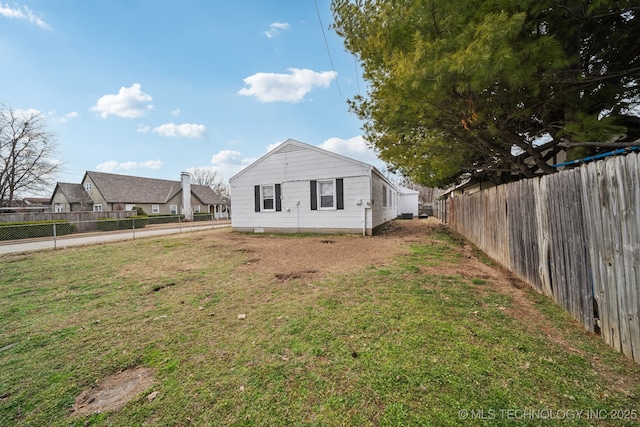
[0,213,229,251]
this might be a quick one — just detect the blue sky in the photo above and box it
[0,1,383,191]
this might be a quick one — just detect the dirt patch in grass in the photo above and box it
[71,367,155,416]
[230,219,438,278]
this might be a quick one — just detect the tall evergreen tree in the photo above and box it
[331,0,640,186]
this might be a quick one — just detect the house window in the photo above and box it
[194,205,201,213]
[152,205,160,214]
[126,204,135,211]
[319,180,335,208]
[254,184,282,212]
[93,204,102,212]
[262,185,275,211]
[382,185,387,207]
[54,204,63,213]
[170,205,178,215]
[310,179,344,211]
[85,183,92,191]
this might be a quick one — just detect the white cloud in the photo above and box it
[265,22,290,38]
[210,149,256,178]
[139,160,163,169]
[171,108,181,116]
[266,141,283,152]
[96,159,163,173]
[211,150,245,165]
[60,112,79,123]
[238,68,336,103]
[319,136,383,167]
[136,123,150,133]
[152,123,207,139]
[14,108,41,119]
[91,83,153,119]
[0,3,51,29]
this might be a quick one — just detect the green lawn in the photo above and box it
[1,226,639,426]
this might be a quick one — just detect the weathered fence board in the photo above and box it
[446,152,639,363]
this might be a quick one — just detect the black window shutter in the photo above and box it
[310,180,317,210]
[275,184,282,212]
[254,185,261,212]
[336,178,344,210]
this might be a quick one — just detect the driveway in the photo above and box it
[0,221,231,255]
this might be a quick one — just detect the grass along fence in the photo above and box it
[446,152,640,363]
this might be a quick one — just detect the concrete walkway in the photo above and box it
[0,221,231,255]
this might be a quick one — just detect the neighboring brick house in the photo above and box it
[50,171,229,219]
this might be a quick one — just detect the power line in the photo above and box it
[313,0,345,107]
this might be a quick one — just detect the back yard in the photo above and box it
[1,218,639,426]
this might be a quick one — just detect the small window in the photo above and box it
[382,185,387,207]
[54,204,63,213]
[152,205,160,214]
[93,204,102,212]
[85,183,92,190]
[170,205,178,215]
[262,185,275,211]
[194,205,201,213]
[319,180,334,208]
[126,204,136,211]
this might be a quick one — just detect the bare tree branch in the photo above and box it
[0,105,62,206]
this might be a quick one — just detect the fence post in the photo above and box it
[132,218,136,240]
[53,223,57,250]
[178,215,182,233]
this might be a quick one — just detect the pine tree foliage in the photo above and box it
[331,0,640,186]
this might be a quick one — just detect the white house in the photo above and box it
[397,186,420,217]
[229,139,404,235]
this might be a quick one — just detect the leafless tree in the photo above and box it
[188,167,230,203]
[0,105,62,207]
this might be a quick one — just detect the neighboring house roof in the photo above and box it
[24,197,51,206]
[192,185,226,205]
[53,182,93,205]
[85,171,181,204]
[396,185,419,195]
[83,171,227,205]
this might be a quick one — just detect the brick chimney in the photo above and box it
[181,172,193,221]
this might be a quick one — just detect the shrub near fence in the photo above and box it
[446,152,640,363]
[96,216,149,231]
[146,214,184,224]
[0,221,74,241]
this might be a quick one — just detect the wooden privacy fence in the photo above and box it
[0,211,131,232]
[446,152,640,363]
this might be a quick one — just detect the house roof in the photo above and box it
[53,182,92,205]
[230,138,396,188]
[85,171,181,204]
[23,197,51,205]
[83,171,227,205]
[396,185,419,195]
[192,184,226,205]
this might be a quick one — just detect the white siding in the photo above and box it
[370,171,398,228]
[230,140,375,234]
[398,187,419,217]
